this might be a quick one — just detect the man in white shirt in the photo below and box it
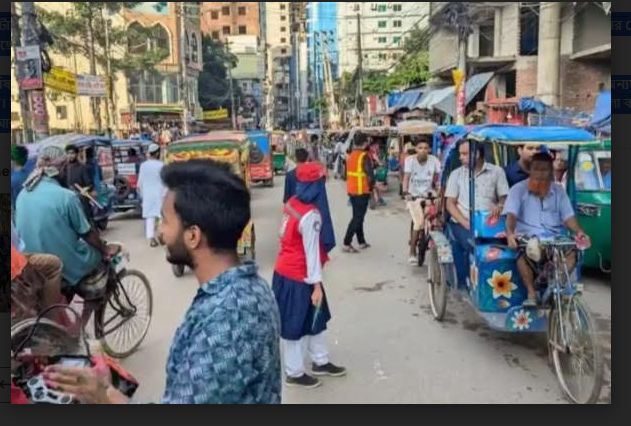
[137,143,166,247]
[445,141,509,287]
[402,139,441,264]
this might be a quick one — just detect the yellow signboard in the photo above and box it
[203,108,229,120]
[44,66,77,95]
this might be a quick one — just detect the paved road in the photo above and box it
[105,174,611,404]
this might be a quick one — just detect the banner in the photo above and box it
[15,45,43,90]
[77,74,107,97]
[203,108,229,120]
[44,66,77,95]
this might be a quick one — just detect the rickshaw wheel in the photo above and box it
[549,295,604,404]
[96,218,109,231]
[172,264,185,277]
[427,242,448,321]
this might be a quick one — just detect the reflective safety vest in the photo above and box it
[346,150,370,195]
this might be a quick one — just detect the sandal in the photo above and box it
[342,245,359,253]
[150,239,159,248]
[359,243,371,249]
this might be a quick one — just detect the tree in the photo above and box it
[198,35,242,111]
[38,3,169,130]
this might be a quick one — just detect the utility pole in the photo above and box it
[536,2,561,107]
[178,3,190,135]
[226,45,237,130]
[11,2,31,143]
[86,5,102,133]
[355,12,364,126]
[21,2,49,140]
[103,11,116,137]
[314,32,323,131]
[455,34,467,125]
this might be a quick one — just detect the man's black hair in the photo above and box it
[530,152,554,167]
[161,159,251,252]
[414,138,431,147]
[458,140,485,159]
[295,148,309,163]
[65,144,79,154]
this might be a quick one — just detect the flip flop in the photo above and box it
[342,245,359,253]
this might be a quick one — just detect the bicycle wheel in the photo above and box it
[427,242,448,321]
[96,270,153,358]
[11,317,79,360]
[549,295,604,404]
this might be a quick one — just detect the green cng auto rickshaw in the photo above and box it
[574,138,611,272]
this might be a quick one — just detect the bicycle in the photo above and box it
[11,243,153,359]
[510,236,604,404]
[406,191,440,267]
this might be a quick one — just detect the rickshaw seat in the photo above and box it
[472,211,508,241]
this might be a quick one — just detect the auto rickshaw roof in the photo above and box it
[436,124,471,136]
[396,120,438,135]
[351,126,397,136]
[111,139,153,148]
[28,133,112,158]
[468,125,597,146]
[168,131,250,152]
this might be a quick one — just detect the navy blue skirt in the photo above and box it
[272,272,331,341]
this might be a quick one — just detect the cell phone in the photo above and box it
[57,357,92,368]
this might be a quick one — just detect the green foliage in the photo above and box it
[37,3,167,76]
[198,35,242,110]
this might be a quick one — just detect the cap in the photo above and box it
[148,143,160,154]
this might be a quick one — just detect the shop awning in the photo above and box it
[432,72,494,117]
[415,86,454,110]
[387,88,423,114]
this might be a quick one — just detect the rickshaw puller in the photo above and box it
[503,153,591,307]
[402,139,441,264]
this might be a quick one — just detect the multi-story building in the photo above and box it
[428,2,610,115]
[10,2,204,136]
[122,2,203,126]
[261,2,292,129]
[337,2,430,76]
[289,2,309,128]
[307,2,339,125]
[226,35,265,128]
[201,2,261,42]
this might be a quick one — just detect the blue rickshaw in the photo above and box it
[110,139,153,213]
[32,134,116,230]
[427,125,604,404]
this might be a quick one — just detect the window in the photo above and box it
[281,37,287,43]
[128,22,148,54]
[223,26,231,35]
[378,53,387,60]
[211,10,218,19]
[150,24,170,56]
[393,4,402,12]
[378,36,387,43]
[281,15,286,21]
[281,48,287,54]
[378,21,386,28]
[239,25,247,35]
[238,6,246,15]
[393,36,401,44]
[377,4,387,12]
[212,31,219,39]
[190,32,198,63]
[479,23,495,57]
[393,20,402,28]
[222,6,230,15]
[129,72,165,104]
[55,105,67,120]
[281,26,286,32]
[353,3,360,11]
[280,4,286,10]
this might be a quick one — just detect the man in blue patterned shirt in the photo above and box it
[45,159,282,404]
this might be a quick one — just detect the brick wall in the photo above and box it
[515,56,538,98]
[560,57,610,112]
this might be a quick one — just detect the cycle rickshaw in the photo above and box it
[427,125,604,404]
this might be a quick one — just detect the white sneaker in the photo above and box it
[408,256,417,264]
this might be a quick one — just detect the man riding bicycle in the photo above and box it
[402,139,441,264]
[15,155,110,303]
[503,153,591,307]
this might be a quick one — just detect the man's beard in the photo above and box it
[165,233,195,268]
[528,178,551,197]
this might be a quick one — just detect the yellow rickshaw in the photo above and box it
[165,131,256,277]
